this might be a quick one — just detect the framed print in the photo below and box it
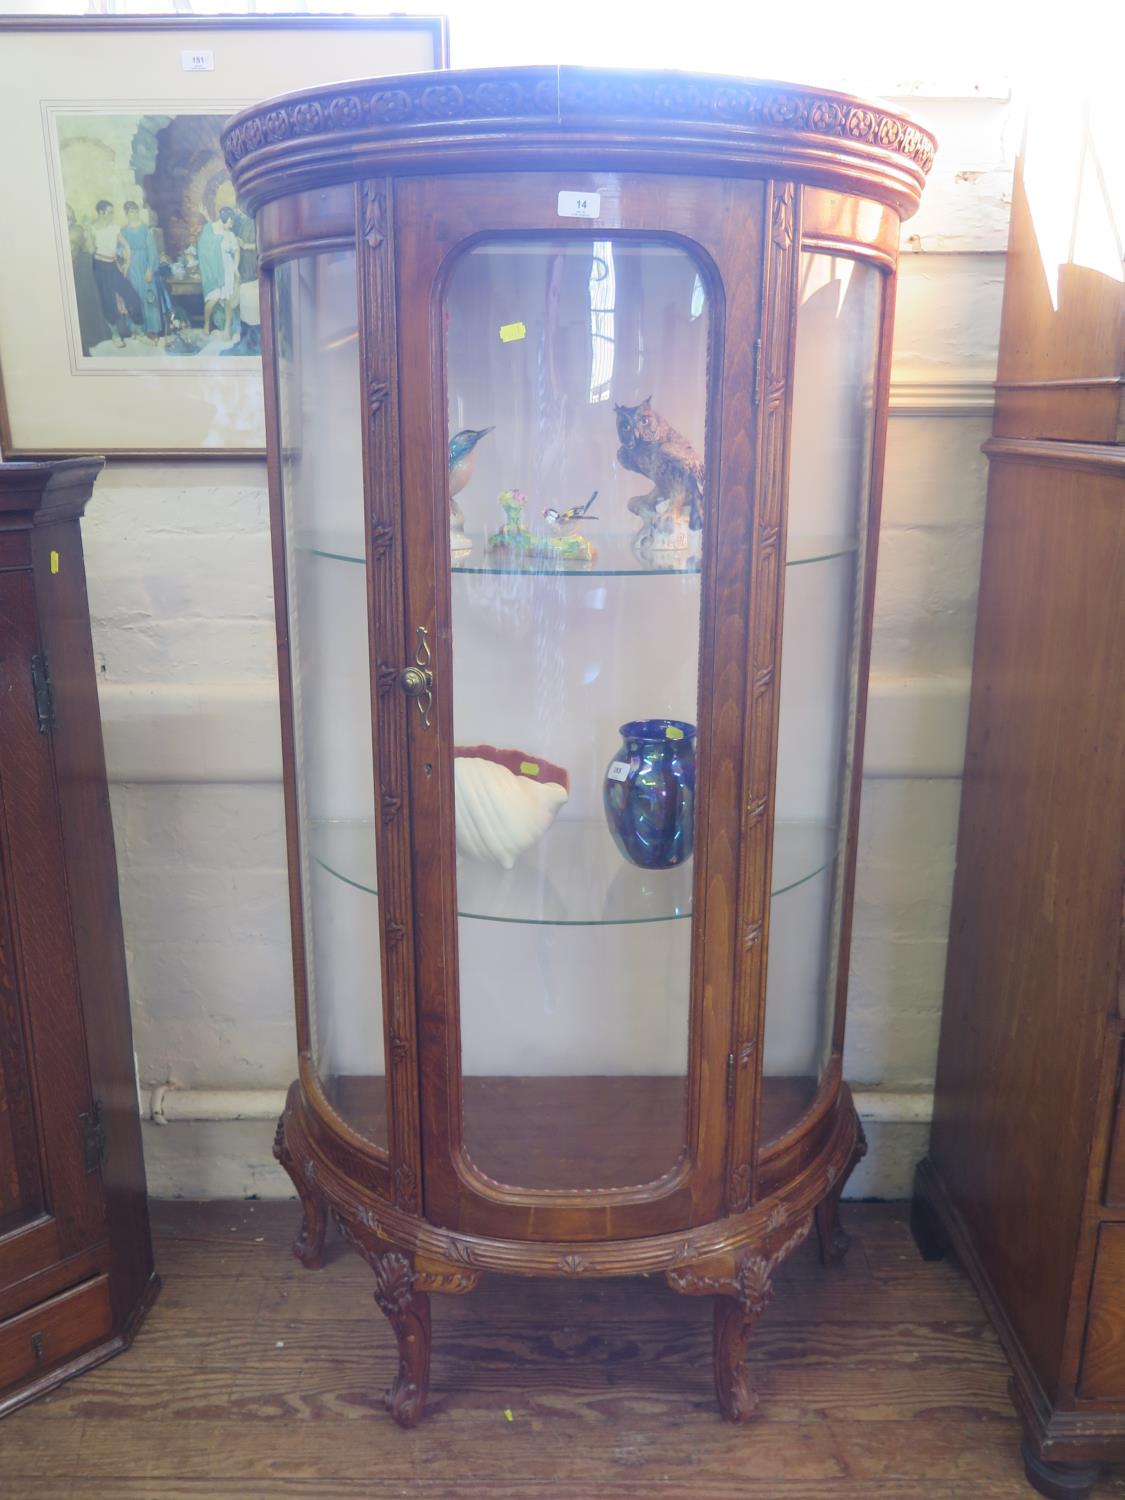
[0,15,448,455]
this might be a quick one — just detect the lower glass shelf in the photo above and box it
[310,816,836,927]
[323,1072,819,1190]
[298,529,858,575]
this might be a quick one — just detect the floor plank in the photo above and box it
[4,1201,1122,1497]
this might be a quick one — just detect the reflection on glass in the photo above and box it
[275,253,387,1149]
[762,253,882,1140]
[444,238,710,1190]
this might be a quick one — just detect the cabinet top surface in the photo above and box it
[223,64,936,219]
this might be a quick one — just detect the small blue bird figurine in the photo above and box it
[448,426,494,499]
[448,426,493,555]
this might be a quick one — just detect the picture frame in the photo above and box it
[0,15,448,456]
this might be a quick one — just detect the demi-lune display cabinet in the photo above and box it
[223,66,934,1425]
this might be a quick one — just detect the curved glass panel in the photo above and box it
[762,252,882,1141]
[444,237,710,1191]
[274,252,387,1149]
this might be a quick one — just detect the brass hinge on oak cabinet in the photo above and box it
[752,339,763,407]
[31,653,55,735]
[727,1052,736,1108]
[79,1102,106,1173]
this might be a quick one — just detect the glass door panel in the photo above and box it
[763,252,882,1140]
[274,251,387,1149]
[443,238,709,1191]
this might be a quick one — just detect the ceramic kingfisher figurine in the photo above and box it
[448,426,493,555]
[614,398,704,555]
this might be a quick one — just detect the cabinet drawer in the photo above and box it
[0,1274,111,1394]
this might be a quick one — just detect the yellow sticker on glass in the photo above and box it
[50,550,60,575]
[519,760,540,777]
[499,321,526,344]
[665,725,684,741]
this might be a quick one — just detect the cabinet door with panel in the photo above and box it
[0,460,156,1418]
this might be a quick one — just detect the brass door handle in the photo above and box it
[400,626,433,727]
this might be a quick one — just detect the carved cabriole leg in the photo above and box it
[272,1111,327,1269]
[334,1210,481,1427]
[667,1212,812,1423]
[712,1288,770,1421]
[368,1250,432,1428]
[815,1119,868,1268]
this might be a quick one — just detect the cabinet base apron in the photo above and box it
[274,1078,865,1426]
[912,1158,1125,1493]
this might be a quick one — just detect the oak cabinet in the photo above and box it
[223,65,935,1424]
[0,458,156,1417]
[913,98,1125,1500]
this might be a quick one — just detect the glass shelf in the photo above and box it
[297,530,858,576]
[311,816,836,927]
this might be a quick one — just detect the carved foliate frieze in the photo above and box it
[363,188,387,250]
[371,1250,416,1316]
[395,1162,417,1209]
[742,920,763,949]
[370,521,394,559]
[729,1161,752,1212]
[666,1214,812,1309]
[224,70,935,190]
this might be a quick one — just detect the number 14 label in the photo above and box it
[558,190,601,220]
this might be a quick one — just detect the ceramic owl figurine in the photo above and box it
[614,399,704,554]
[448,426,493,554]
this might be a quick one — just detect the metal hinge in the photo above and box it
[30,654,55,735]
[79,1102,106,1173]
[726,1052,736,1109]
[31,1332,45,1364]
[751,338,763,407]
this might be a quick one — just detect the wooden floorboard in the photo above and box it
[5,1200,1125,1497]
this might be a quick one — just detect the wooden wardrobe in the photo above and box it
[0,457,156,1416]
[912,101,1125,1499]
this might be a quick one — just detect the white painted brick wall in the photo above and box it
[69,85,1017,1202]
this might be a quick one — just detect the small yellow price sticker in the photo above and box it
[499,321,526,344]
[50,550,60,575]
[665,725,684,741]
[519,760,540,777]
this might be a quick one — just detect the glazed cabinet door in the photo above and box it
[0,562,105,1309]
[753,248,887,1173]
[389,172,793,1241]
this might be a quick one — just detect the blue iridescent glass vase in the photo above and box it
[603,719,695,870]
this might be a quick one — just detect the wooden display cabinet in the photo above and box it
[223,66,935,1425]
[0,458,157,1417]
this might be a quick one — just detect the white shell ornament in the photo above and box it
[454,752,568,869]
